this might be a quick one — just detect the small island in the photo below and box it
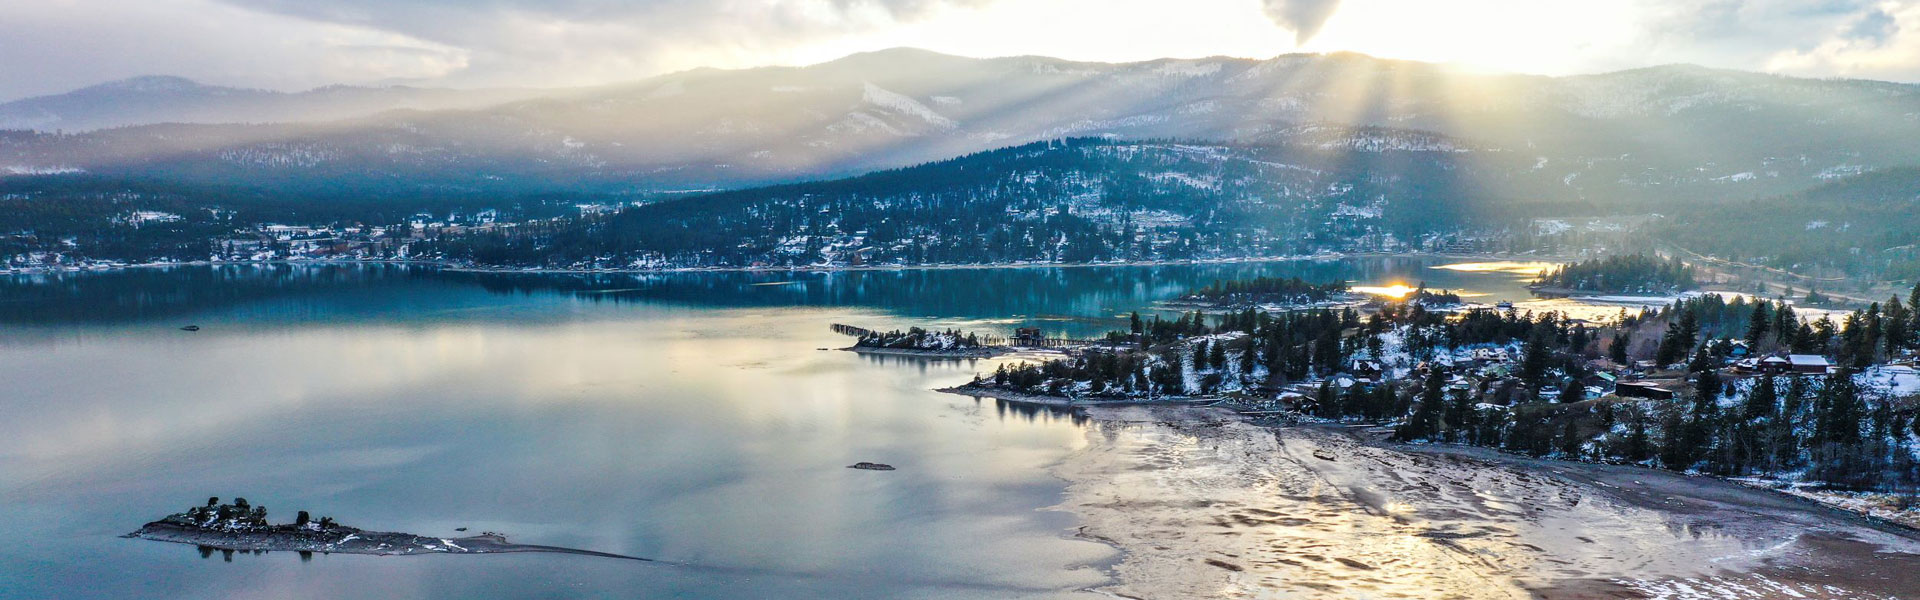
[846,326,1007,358]
[1530,254,1696,295]
[1379,284,1465,308]
[124,498,652,562]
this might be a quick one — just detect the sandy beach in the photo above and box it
[1055,406,1920,599]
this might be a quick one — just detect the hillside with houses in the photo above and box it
[947,278,1920,520]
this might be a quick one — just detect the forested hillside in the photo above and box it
[420,137,1561,268]
[1660,168,1920,280]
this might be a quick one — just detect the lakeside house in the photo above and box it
[1615,381,1676,400]
[1786,354,1832,375]
[1736,355,1832,376]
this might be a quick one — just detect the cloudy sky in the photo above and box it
[2,0,1917,100]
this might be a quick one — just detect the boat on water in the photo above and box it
[1494,301,1514,309]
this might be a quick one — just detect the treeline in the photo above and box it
[1185,276,1350,305]
[974,286,1920,492]
[1625,286,1920,369]
[1533,254,1695,293]
[0,174,587,263]
[1380,363,1919,491]
[855,327,987,350]
[986,302,1600,402]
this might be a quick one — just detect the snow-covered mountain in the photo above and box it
[0,76,544,132]
[3,49,1917,203]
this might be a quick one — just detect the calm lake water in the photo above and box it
[0,258,1557,599]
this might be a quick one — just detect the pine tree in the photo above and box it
[1558,417,1583,458]
[1815,370,1864,447]
[1677,309,1699,354]
[1744,376,1778,422]
[1446,387,1475,442]
[1623,405,1651,463]
[1375,383,1398,422]
[1656,324,1684,367]
[1746,303,1771,349]
[1658,408,1690,469]
[1687,346,1714,373]
[1396,373,1445,441]
[1520,326,1556,391]
[1884,296,1912,356]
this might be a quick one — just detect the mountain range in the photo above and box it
[5,49,1920,278]
[0,76,545,133]
[4,49,1918,203]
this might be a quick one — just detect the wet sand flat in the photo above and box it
[1057,406,1920,599]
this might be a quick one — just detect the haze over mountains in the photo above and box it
[5,48,1918,203]
[0,76,545,133]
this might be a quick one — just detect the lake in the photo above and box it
[13,258,1900,599]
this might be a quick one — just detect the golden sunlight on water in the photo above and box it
[1430,262,1560,277]
[1350,284,1417,298]
[1063,407,1920,599]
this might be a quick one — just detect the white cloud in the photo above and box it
[0,0,467,99]
[1766,2,1920,81]
[1261,0,1344,45]
[205,0,1002,90]
[1300,0,1920,80]
[2,0,1917,102]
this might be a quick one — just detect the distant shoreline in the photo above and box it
[5,251,1582,278]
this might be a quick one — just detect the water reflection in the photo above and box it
[988,398,1093,428]
[0,287,1109,599]
[1,258,1555,337]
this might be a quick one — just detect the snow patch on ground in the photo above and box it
[1817,165,1867,180]
[1861,365,1920,397]
[1332,203,1384,219]
[1148,172,1219,190]
[6,165,85,175]
[861,83,957,129]
[1153,61,1222,78]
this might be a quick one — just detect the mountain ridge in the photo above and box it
[3,49,1917,208]
[0,76,549,132]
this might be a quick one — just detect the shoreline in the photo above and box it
[1293,409,1920,535]
[844,346,1009,360]
[1050,405,1920,598]
[937,384,1212,408]
[5,251,1583,278]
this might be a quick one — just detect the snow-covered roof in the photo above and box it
[1788,355,1831,367]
